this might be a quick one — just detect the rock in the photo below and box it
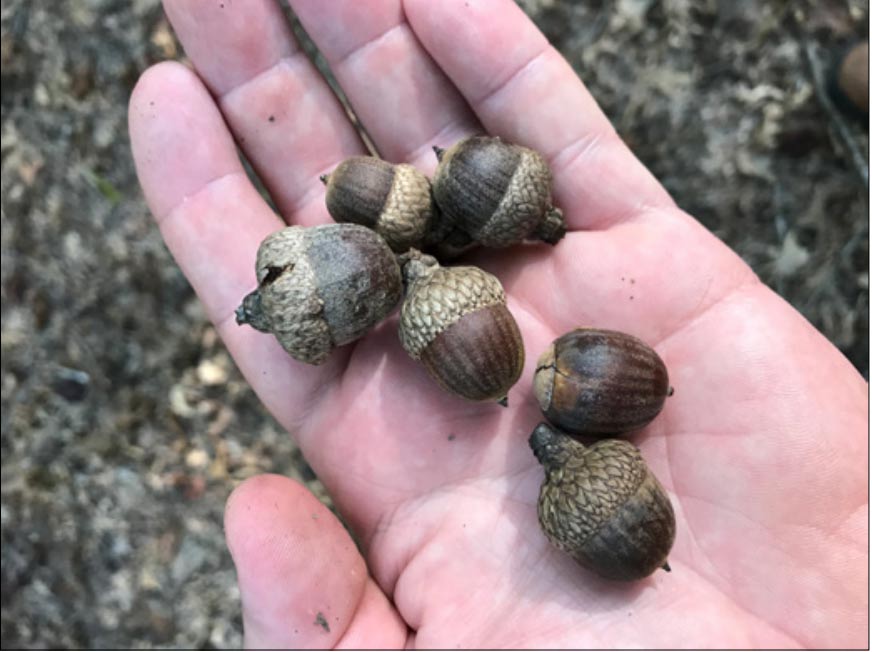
[52,366,90,402]
[170,535,208,585]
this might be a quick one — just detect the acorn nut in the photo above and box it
[235,224,402,365]
[534,328,671,437]
[529,422,676,581]
[398,250,524,404]
[321,156,434,253]
[835,41,869,114]
[431,136,567,255]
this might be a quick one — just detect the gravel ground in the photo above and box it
[1,0,867,648]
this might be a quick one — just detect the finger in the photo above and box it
[289,0,479,172]
[225,475,408,649]
[404,0,675,229]
[129,61,279,324]
[162,0,365,224]
[129,61,346,430]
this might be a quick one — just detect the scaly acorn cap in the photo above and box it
[235,224,402,365]
[398,250,524,404]
[322,156,433,253]
[529,423,676,582]
[432,136,566,248]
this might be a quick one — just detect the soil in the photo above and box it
[1,0,867,647]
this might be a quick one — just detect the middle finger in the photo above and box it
[290,0,481,173]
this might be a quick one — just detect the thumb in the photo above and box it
[224,474,407,648]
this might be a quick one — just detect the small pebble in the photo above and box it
[52,366,90,402]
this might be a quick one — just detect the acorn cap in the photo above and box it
[398,251,505,358]
[238,224,402,365]
[324,157,433,252]
[253,226,332,364]
[479,147,556,246]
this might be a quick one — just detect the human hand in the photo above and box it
[129,1,868,647]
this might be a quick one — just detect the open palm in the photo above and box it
[129,1,867,647]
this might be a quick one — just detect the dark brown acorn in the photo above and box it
[533,328,671,437]
[321,156,434,253]
[529,422,676,582]
[430,136,566,256]
[836,41,868,114]
[398,250,524,404]
[235,224,402,365]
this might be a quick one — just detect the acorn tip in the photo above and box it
[234,303,247,325]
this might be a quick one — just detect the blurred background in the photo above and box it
[1,0,868,647]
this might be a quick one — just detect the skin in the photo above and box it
[128,1,868,648]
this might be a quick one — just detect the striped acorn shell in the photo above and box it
[323,156,433,253]
[398,251,524,403]
[529,422,676,581]
[533,329,670,437]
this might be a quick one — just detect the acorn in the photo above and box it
[235,224,402,365]
[533,329,671,437]
[827,41,869,119]
[431,136,566,254]
[398,250,524,404]
[529,422,676,582]
[321,156,434,253]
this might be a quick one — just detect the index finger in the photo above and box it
[129,62,349,431]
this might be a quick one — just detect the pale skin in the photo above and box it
[128,1,868,648]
